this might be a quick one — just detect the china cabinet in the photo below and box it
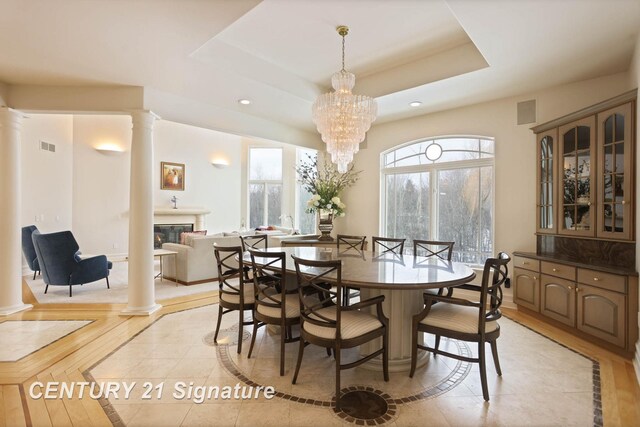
[519,90,638,356]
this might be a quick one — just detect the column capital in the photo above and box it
[129,110,160,127]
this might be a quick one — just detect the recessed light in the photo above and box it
[409,101,422,107]
[238,99,251,105]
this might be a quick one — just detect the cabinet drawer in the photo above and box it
[577,268,626,293]
[513,256,539,272]
[541,261,576,281]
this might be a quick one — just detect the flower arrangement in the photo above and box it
[296,153,361,218]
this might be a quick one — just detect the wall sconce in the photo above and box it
[211,159,229,169]
[95,143,125,155]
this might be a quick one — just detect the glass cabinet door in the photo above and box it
[536,130,557,234]
[597,102,633,240]
[558,116,595,237]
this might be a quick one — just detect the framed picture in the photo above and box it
[161,161,185,191]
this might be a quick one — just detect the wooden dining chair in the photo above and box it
[291,255,389,409]
[413,240,455,298]
[409,252,510,401]
[246,248,300,376]
[372,236,406,254]
[213,243,256,354]
[336,234,366,250]
[241,234,268,252]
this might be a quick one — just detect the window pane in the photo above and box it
[249,184,265,228]
[267,184,282,226]
[438,167,484,264]
[296,148,317,234]
[249,148,282,180]
[385,173,430,242]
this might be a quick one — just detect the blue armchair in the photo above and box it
[22,225,40,280]
[32,230,111,297]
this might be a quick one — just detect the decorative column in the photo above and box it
[122,111,161,315]
[0,108,32,316]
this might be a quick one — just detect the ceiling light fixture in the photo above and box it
[409,101,422,107]
[238,99,251,105]
[312,25,377,173]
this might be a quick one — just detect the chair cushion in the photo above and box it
[257,293,300,319]
[420,303,498,334]
[303,307,382,340]
[220,284,256,305]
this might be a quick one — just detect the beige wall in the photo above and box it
[338,71,633,259]
[21,114,74,234]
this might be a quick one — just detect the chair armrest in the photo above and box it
[346,294,385,311]
[424,293,480,308]
[71,255,109,284]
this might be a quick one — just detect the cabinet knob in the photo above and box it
[533,276,537,280]
[622,200,626,205]
[568,285,573,291]
[593,277,600,282]
[576,287,583,292]
[587,202,592,206]
[522,261,529,265]
[552,268,558,272]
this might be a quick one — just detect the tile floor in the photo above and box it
[86,304,597,426]
[0,320,91,361]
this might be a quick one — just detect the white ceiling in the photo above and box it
[0,0,638,144]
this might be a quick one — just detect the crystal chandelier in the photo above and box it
[312,26,377,173]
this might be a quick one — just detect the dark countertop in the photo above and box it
[512,251,638,276]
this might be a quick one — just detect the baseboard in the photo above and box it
[162,276,218,286]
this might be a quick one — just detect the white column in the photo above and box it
[0,108,32,316]
[122,111,161,315]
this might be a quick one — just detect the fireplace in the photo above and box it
[154,223,193,248]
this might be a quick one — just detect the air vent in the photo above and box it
[517,99,536,125]
[40,140,56,152]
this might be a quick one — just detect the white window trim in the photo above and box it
[248,147,283,227]
[379,136,496,267]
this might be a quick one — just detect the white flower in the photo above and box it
[331,196,341,204]
[338,202,346,209]
[311,194,321,201]
[326,203,333,209]
[313,201,319,207]
[307,199,314,206]
[339,212,346,217]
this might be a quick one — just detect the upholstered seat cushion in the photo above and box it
[257,293,300,319]
[220,285,256,305]
[303,307,382,339]
[420,303,498,334]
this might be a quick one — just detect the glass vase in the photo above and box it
[317,209,334,241]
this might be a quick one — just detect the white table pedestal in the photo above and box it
[358,288,428,372]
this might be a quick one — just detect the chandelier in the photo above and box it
[312,26,377,173]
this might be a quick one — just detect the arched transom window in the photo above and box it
[381,136,495,265]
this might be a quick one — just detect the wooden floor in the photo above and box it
[1,281,639,427]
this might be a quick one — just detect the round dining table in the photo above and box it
[243,246,476,372]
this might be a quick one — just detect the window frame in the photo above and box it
[380,135,496,266]
[248,147,284,228]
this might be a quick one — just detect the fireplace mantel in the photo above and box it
[154,207,211,231]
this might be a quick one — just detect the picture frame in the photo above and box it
[161,161,185,191]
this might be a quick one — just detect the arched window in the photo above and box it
[381,136,495,265]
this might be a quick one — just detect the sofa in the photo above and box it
[161,227,312,285]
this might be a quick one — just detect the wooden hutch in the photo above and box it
[513,90,638,356]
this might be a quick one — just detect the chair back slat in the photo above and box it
[337,234,366,251]
[372,236,406,254]
[478,252,510,328]
[241,234,268,252]
[292,255,342,337]
[213,244,247,302]
[412,240,454,260]
[247,248,287,313]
